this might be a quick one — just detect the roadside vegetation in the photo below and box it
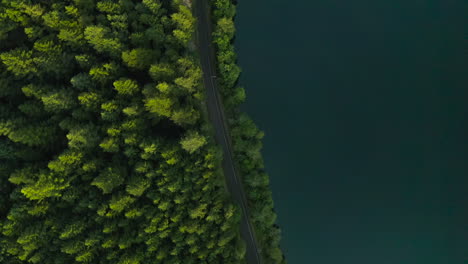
[210,0,287,263]
[0,0,247,263]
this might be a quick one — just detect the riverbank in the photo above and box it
[208,0,286,263]
[193,0,262,263]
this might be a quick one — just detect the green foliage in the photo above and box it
[171,5,195,46]
[211,0,286,263]
[0,1,247,263]
[113,78,139,95]
[84,25,122,57]
[144,96,173,117]
[59,222,87,240]
[212,0,236,19]
[215,17,235,40]
[0,49,37,77]
[126,176,150,196]
[7,122,56,147]
[171,107,200,126]
[89,62,120,83]
[122,48,157,70]
[92,166,125,194]
[66,125,100,150]
[180,130,207,153]
[97,0,122,14]
[41,90,76,112]
[78,91,101,110]
[149,63,175,82]
[20,173,66,201]
[109,195,135,213]
[142,0,162,15]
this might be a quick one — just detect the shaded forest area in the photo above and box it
[0,0,248,263]
[210,0,286,263]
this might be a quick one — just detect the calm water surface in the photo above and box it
[235,1,467,263]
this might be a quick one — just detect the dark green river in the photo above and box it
[234,1,467,263]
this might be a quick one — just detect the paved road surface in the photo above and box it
[194,0,262,263]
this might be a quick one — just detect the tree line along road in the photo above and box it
[194,0,263,263]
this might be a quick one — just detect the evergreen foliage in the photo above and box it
[210,0,287,263]
[0,0,247,263]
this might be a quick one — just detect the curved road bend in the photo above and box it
[194,0,262,263]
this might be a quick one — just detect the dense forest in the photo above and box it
[210,0,286,263]
[0,0,248,263]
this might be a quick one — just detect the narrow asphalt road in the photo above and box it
[194,0,262,263]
